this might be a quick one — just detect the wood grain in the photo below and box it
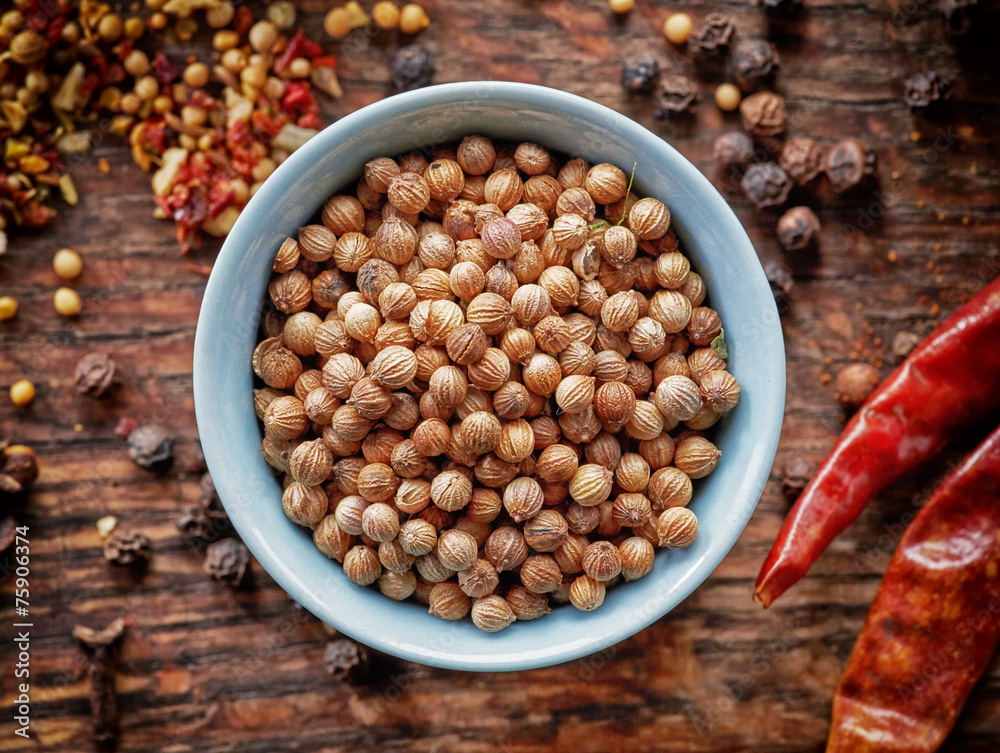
[2,0,1000,751]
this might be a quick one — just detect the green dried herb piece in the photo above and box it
[711,329,728,360]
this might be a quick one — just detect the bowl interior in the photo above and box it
[193,82,785,672]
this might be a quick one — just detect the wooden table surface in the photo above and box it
[2,1,1000,751]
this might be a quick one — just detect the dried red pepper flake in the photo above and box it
[275,29,324,74]
[152,52,179,85]
[233,5,255,35]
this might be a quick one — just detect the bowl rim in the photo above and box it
[194,81,785,671]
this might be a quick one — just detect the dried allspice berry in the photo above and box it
[763,258,793,314]
[904,71,951,110]
[759,0,801,15]
[688,13,735,58]
[200,471,222,509]
[324,638,370,683]
[205,538,251,586]
[177,505,230,548]
[713,131,754,171]
[391,45,436,91]
[835,363,881,409]
[126,425,174,472]
[620,55,660,94]
[939,0,979,34]
[740,91,786,137]
[653,75,699,118]
[779,137,824,185]
[825,138,876,193]
[741,163,792,209]
[731,39,779,92]
[103,530,153,566]
[781,456,816,499]
[1,516,18,552]
[74,352,118,397]
[776,206,821,251]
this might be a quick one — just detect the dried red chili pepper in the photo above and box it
[275,29,324,75]
[755,277,1000,607]
[827,423,1000,753]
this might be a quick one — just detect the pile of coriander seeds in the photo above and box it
[253,134,740,632]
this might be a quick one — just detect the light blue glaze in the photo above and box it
[193,82,785,672]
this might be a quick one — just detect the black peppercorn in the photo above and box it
[177,505,230,548]
[620,55,660,94]
[652,74,699,118]
[740,91,787,138]
[781,456,816,499]
[741,162,792,209]
[391,45,435,91]
[776,206,821,251]
[825,138,876,193]
[103,530,153,566]
[760,0,802,15]
[200,471,221,509]
[205,538,250,586]
[75,352,118,397]
[0,516,16,552]
[713,131,754,171]
[779,137,824,185]
[688,13,735,58]
[731,39,779,92]
[939,0,979,34]
[324,639,371,683]
[904,71,951,110]
[763,258,793,314]
[126,424,174,472]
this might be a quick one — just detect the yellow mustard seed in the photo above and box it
[324,8,352,38]
[399,3,430,34]
[53,287,81,316]
[373,1,401,29]
[714,83,742,112]
[0,296,17,320]
[663,12,693,44]
[53,248,83,279]
[10,379,35,406]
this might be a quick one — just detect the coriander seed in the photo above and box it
[471,594,516,632]
[343,545,382,586]
[619,537,655,581]
[435,529,478,571]
[657,507,699,548]
[428,582,470,620]
[569,575,606,611]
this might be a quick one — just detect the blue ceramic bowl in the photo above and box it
[193,82,784,672]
